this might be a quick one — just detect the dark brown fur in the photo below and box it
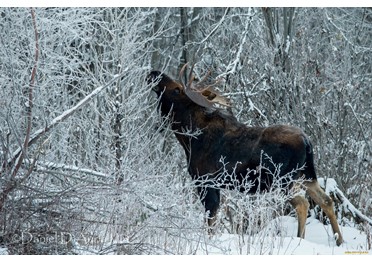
[147,70,343,246]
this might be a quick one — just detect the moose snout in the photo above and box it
[147,71,163,93]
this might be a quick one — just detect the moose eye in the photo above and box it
[153,85,160,92]
[174,87,181,94]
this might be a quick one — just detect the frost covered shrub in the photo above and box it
[1,7,370,254]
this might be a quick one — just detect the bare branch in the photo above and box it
[11,8,39,179]
[6,73,123,171]
[198,8,230,44]
[1,8,40,212]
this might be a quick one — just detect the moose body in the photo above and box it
[147,67,343,246]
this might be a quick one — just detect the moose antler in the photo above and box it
[178,63,231,109]
[179,63,195,90]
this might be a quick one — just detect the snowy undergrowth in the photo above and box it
[192,216,370,255]
[67,215,372,255]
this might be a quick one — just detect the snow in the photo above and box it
[0,247,8,255]
[192,216,371,255]
[7,73,123,167]
[285,36,291,54]
[318,178,372,225]
[0,215,370,256]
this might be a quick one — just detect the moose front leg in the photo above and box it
[198,186,220,232]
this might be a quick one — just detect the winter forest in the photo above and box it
[0,7,371,255]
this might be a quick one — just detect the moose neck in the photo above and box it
[167,104,210,159]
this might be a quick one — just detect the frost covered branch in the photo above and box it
[319,178,372,226]
[7,73,123,169]
[11,8,39,179]
[198,7,230,45]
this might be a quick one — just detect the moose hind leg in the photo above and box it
[304,180,343,246]
[289,194,309,239]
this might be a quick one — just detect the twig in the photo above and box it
[324,9,372,54]
[11,8,39,179]
[7,73,123,169]
[333,184,372,226]
[0,8,39,212]
[198,8,230,45]
[344,102,371,154]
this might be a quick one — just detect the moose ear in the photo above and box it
[184,88,213,108]
[178,63,231,109]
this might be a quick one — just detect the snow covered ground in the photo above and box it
[0,215,370,256]
[194,216,371,255]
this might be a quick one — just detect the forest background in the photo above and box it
[0,7,371,254]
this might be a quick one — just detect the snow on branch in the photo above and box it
[198,7,230,45]
[33,160,109,179]
[324,9,372,54]
[10,8,40,179]
[221,17,250,78]
[318,177,372,226]
[7,73,123,168]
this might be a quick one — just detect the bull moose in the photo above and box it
[147,64,343,246]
